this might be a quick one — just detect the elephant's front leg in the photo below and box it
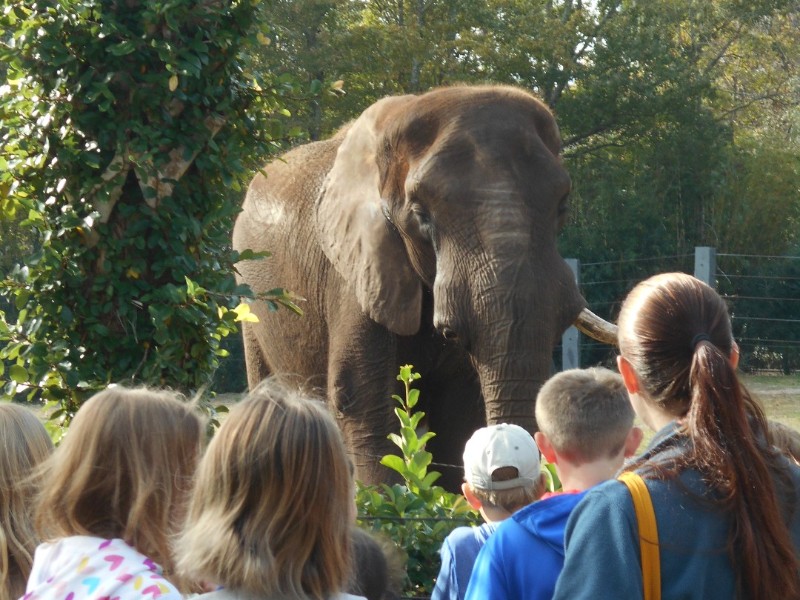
[327,306,401,485]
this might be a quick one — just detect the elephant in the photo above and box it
[232,84,616,488]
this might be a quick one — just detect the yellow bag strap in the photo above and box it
[618,471,661,600]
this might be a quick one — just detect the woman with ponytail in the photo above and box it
[553,273,800,599]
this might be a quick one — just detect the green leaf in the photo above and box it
[400,425,418,454]
[394,407,411,427]
[9,364,28,383]
[409,411,425,430]
[387,432,403,449]
[60,306,74,324]
[421,471,441,487]
[397,364,413,382]
[410,449,432,473]
[417,431,436,447]
[380,454,406,475]
[407,387,420,409]
[107,41,136,56]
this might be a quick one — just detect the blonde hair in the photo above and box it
[535,367,632,464]
[33,387,202,578]
[469,468,545,513]
[176,378,354,599]
[0,404,53,600]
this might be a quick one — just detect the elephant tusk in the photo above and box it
[574,307,618,346]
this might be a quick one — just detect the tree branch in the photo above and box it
[92,152,131,224]
[133,113,227,209]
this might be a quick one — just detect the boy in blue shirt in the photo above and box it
[465,367,642,600]
[431,423,545,600]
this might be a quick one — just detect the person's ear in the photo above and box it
[461,483,482,510]
[534,431,558,465]
[624,426,644,458]
[617,355,640,394]
[730,341,740,369]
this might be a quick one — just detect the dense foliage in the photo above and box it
[0,0,301,416]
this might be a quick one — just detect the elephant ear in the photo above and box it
[315,95,422,336]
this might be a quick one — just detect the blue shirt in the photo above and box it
[465,491,587,600]
[553,422,800,599]
[431,522,498,600]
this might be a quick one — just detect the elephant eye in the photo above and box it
[412,206,433,238]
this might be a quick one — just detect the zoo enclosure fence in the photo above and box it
[560,247,800,374]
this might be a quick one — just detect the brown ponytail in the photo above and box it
[618,273,799,598]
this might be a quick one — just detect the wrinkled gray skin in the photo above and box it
[233,85,586,488]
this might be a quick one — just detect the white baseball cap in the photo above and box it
[463,423,540,491]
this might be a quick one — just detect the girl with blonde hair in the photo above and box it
[554,273,800,599]
[176,378,364,600]
[23,386,203,599]
[0,403,53,600]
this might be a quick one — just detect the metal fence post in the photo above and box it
[694,247,717,288]
[562,258,580,370]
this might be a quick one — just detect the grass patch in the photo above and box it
[742,373,800,391]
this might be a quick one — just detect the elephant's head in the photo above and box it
[315,85,614,429]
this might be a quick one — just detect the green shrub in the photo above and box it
[356,365,480,598]
[355,364,562,597]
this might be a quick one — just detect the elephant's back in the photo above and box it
[233,136,344,273]
[235,138,340,240]
[231,136,347,379]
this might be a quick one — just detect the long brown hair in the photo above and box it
[618,272,799,598]
[0,404,53,600]
[176,378,354,599]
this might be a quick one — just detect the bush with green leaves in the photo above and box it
[0,0,302,421]
[356,365,480,597]
[355,364,562,597]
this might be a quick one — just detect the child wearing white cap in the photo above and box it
[431,423,545,600]
[465,367,643,600]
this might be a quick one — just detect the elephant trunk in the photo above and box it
[475,353,552,433]
[467,253,586,434]
[477,308,618,433]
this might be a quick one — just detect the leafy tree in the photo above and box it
[252,0,349,140]
[0,0,298,415]
[254,0,499,137]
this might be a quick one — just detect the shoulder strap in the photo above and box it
[618,471,661,600]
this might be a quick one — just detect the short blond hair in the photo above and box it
[33,387,202,579]
[176,378,353,599]
[0,404,53,600]
[469,466,545,513]
[535,367,632,464]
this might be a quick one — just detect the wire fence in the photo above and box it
[559,249,800,374]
